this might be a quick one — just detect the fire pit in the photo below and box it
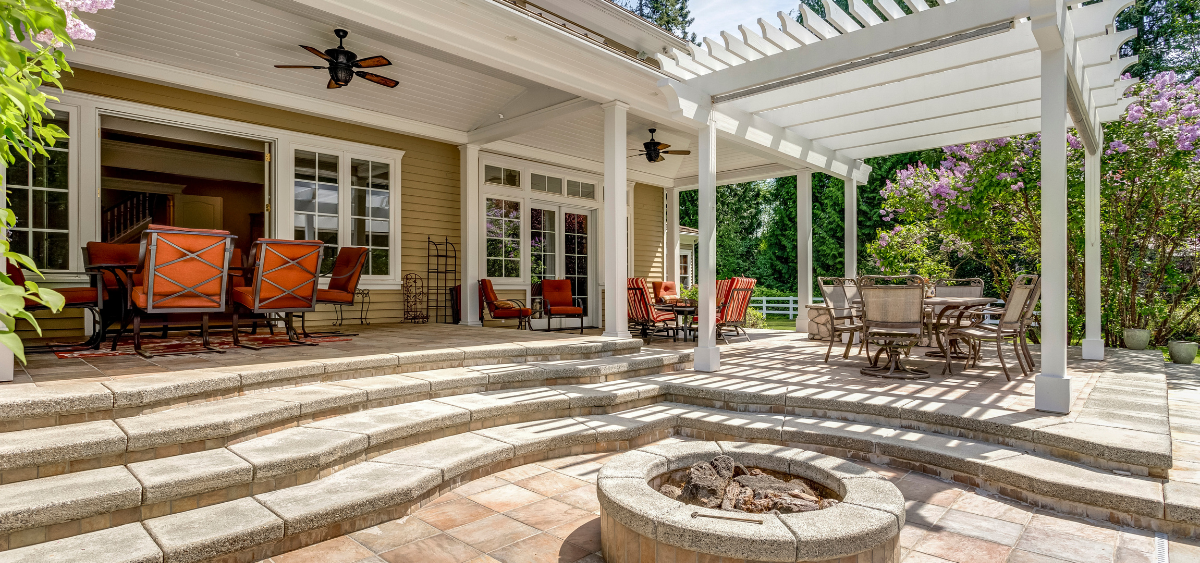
[597,441,904,562]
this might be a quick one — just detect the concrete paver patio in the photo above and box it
[268,437,1196,563]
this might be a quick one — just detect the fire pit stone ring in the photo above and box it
[597,441,904,562]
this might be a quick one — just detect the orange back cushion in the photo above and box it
[144,228,233,310]
[541,279,573,307]
[252,239,323,310]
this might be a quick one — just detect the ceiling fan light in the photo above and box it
[330,65,355,86]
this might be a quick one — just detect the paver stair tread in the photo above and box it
[142,497,282,563]
[0,523,161,563]
[304,400,470,445]
[325,373,430,400]
[371,433,513,479]
[116,397,300,452]
[127,449,253,505]
[0,381,113,421]
[253,383,368,415]
[0,420,127,472]
[432,386,570,418]
[227,426,367,481]
[0,466,141,533]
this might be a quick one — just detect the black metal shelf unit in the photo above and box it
[426,237,458,324]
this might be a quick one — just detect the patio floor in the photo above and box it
[266,436,1196,563]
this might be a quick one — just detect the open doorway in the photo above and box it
[98,116,269,255]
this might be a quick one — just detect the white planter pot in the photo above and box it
[1123,328,1152,350]
[1169,341,1198,365]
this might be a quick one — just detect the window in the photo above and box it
[294,149,340,273]
[531,173,563,195]
[566,179,595,199]
[485,165,520,188]
[565,212,589,310]
[8,113,70,270]
[530,208,556,283]
[486,198,520,278]
[679,251,692,288]
[350,158,391,275]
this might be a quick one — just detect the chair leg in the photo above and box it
[579,316,584,335]
[286,313,318,345]
[234,313,261,350]
[995,338,1012,381]
[300,312,310,338]
[825,330,837,362]
[841,332,855,359]
[111,314,130,351]
[133,314,152,358]
[1012,338,1029,377]
[1020,331,1035,369]
[201,314,225,353]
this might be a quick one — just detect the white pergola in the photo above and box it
[652,0,1136,413]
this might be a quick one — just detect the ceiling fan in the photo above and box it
[274,29,398,89]
[629,129,691,163]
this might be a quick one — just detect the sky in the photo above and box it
[688,0,802,43]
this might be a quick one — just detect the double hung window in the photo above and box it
[485,198,520,278]
[294,148,394,276]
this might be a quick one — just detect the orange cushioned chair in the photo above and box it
[300,246,369,336]
[231,239,324,348]
[651,281,679,305]
[84,242,141,349]
[627,277,676,342]
[541,279,584,334]
[123,225,236,357]
[479,278,532,330]
[716,277,757,344]
[7,260,105,351]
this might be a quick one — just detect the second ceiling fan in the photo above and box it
[274,29,399,89]
[630,129,691,163]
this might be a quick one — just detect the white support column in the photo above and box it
[1035,45,1072,413]
[797,171,813,333]
[844,178,858,279]
[695,117,720,371]
[602,101,631,339]
[666,189,681,284]
[1081,134,1104,360]
[458,144,482,326]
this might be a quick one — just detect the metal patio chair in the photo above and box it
[479,278,533,330]
[809,277,865,362]
[944,274,1041,380]
[858,280,928,379]
[540,279,585,333]
[300,246,369,336]
[716,277,756,344]
[627,277,676,342]
[231,239,324,348]
[7,260,105,352]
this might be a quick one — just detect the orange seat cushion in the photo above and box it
[131,286,221,310]
[25,287,99,308]
[491,307,532,319]
[317,289,355,304]
[232,286,317,311]
[547,306,583,315]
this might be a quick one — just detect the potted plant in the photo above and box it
[1169,340,1198,364]
[1123,328,1152,350]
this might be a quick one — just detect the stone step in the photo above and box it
[0,337,644,432]
[0,350,690,482]
[2,400,1194,557]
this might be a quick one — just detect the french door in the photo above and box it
[530,202,594,330]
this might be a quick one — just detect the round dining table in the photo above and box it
[923,296,997,359]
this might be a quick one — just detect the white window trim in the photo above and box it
[49,89,405,289]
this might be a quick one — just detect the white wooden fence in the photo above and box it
[749,296,822,319]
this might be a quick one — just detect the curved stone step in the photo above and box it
[0,402,1194,560]
[0,337,644,431]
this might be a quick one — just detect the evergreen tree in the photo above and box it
[1116,0,1200,80]
[621,0,697,44]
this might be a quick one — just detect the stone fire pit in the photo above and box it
[597,441,905,563]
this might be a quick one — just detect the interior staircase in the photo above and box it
[102,191,155,243]
[0,337,1197,563]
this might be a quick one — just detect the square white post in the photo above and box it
[458,144,482,326]
[1082,136,1104,360]
[695,118,720,371]
[797,171,813,332]
[602,101,631,338]
[1035,45,1072,413]
[666,189,681,284]
[844,177,857,279]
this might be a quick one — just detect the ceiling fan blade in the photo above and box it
[662,150,691,155]
[653,155,665,162]
[356,71,399,88]
[656,143,671,150]
[301,45,333,61]
[353,55,392,68]
[327,79,342,89]
[275,65,325,68]
[627,153,646,158]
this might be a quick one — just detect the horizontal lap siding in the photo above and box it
[45,70,462,333]
[632,183,664,281]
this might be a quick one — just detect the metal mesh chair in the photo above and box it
[123,225,236,357]
[859,278,927,379]
[809,277,865,362]
[944,274,1041,380]
[231,239,323,348]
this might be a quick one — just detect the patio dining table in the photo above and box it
[923,296,996,359]
[655,302,697,342]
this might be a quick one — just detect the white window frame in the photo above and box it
[47,89,405,289]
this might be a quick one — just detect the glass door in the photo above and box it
[529,203,593,330]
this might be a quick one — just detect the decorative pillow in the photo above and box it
[494,300,518,309]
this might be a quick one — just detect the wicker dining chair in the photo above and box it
[123,225,237,357]
[231,239,324,348]
[808,277,865,362]
[858,280,928,379]
[943,274,1041,380]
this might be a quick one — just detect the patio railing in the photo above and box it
[750,296,823,319]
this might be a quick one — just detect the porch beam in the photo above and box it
[658,79,872,183]
[672,163,798,190]
[466,98,597,145]
[1082,135,1104,360]
[797,171,814,333]
[459,144,483,326]
[695,116,720,372]
[602,101,631,339]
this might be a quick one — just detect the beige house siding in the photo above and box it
[28,70,462,333]
[632,183,664,281]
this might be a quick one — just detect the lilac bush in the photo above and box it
[869,72,1200,344]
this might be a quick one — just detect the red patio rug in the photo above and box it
[53,333,352,359]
